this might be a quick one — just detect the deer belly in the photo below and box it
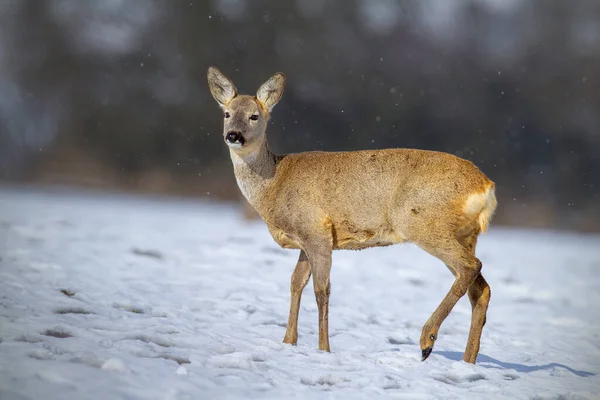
[332,223,406,250]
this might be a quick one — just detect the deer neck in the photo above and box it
[229,137,277,207]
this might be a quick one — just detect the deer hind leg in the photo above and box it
[457,228,490,363]
[417,238,482,362]
[283,250,311,345]
[463,273,491,363]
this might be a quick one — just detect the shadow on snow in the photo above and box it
[437,351,595,378]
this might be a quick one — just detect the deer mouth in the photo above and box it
[225,131,245,149]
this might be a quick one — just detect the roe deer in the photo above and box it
[207,66,497,364]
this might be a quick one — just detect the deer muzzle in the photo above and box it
[225,131,245,148]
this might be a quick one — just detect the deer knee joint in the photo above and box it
[474,259,483,274]
[464,259,482,281]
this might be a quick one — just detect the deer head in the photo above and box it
[207,66,285,153]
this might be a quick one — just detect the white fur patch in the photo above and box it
[464,185,497,234]
[235,175,253,202]
[230,150,258,202]
[226,142,243,150]
[464,192,488,215]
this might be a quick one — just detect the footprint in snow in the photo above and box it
[250,353,267,362]
[42,328,73,339]
[131,248,164,260]
[383,383,403,390]
[300,374,351,386]
[157,354,190,365]
[54,307,93,315]
[114,303,147,314]
[432,372,486,386]
[501,276,518,284]
[208,353,253,370]
[407,278,426,286]
[127,334,173,348]
[256,319,287,328]
[388,335,415,345]
[60,289,76,297]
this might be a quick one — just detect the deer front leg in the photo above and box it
[304,242,333,352]
[283,250,311,345]
[420,251,482,362]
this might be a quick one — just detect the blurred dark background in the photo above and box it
[0,0,598,231]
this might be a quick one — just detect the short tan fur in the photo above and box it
[207,66,497,364]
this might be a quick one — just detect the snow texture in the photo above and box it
[0,186,599,400]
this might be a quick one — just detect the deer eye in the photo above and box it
[224,112,230,118]
[249,114,259,121]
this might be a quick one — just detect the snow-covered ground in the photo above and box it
[0,185,599,400]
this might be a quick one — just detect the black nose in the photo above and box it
[226,131,245,145]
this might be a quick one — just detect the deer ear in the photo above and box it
[207,66,237,107]
[256,72,285,112]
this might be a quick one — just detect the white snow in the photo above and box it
[0,185,599,399]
